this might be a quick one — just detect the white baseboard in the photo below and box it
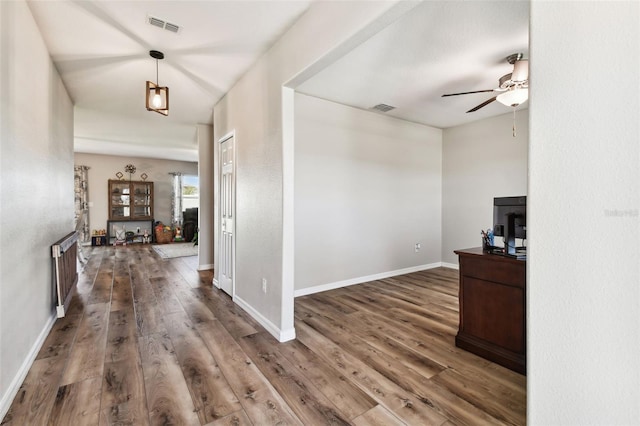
[233,295,295,342]
[441,262,459,270]
[197,263,214,271]
[294,262,443,297]
[212,278,220,288]
[0,313,57,420]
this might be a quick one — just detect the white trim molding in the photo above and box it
[233,295,296,342]
[441,262,459,270]
[212,278,220,289]
[197,264,214,271]
[0,313,57,420]
[294,263,443,297]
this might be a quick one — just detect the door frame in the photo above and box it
[217,130,236,297]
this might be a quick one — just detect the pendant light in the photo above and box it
[146,50,169,116]
[496,87,528,108]
[496,86,528,138]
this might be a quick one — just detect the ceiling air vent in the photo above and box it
[164,22,180,33]
[371,103,396,113]
[147,15,181,34]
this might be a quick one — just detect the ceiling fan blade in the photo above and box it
[466,96,497,113]
[441,89,495,97]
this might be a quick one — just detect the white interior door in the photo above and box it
[219,135,234,296]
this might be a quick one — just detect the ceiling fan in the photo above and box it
[442,53,529,113]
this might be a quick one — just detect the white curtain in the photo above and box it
[169,172,183,227]
[74,165,90,242]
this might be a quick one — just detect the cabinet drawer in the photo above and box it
[460,256,524,287]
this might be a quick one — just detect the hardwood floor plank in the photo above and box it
[204,409,252,426]
[35,313,82,360]
[105,309,138,363]
[193,288,258,338]
[300,298,449,379]
[100,398,150,426]
[278,338,377,420]
[138,333,200,426]
[101,358,146,408]
[60,302,110,386]
[431,367,526,425]
[1,246,525,426]
[111,274,134,312]
[297,304,438,397]
[148,277,185,314]
[164,312,243,424]
[48,377,102,425]
[352,404,407,426]
[295,321,448,426]
[1,356,66,426]
[195,320,302,425]
[172,286,217,325]
[238,332,351,425]
[167,256,202,289]
[134,301,168,337]
[89,268,114,305]
[130,264,157,304]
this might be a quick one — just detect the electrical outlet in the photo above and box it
[262,278,267,293]
[415,243,421,252]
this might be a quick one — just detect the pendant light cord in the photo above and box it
[512,107,517,138]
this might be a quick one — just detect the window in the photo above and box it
[171,173,199,226]
[182,175,199,212]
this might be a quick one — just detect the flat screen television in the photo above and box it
[493,196,526,256]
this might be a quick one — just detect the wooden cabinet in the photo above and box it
[454,247,526,375]
[108,180,154,221]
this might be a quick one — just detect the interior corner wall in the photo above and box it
[213,1,409,338]
[294,94,442,293]
[441,111,528,265]
[197,124,214,270]
[73,153,197,235]
[0,0,74,415]
[529,2,639,423]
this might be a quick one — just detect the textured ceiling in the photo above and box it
[28,0,312,161]
[28,1,529,161]
[297,1,529,129]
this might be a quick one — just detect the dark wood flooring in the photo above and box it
[1,244,526,425]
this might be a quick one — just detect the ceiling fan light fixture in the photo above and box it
[496,88,528,108]
[145,50,169,116]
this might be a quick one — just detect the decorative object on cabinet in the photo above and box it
[115,171,124,180]
[106,219,153,244]
[108,179,154,221]
[140,172,148,181]
[124,163,137,180]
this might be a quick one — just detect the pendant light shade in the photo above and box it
[146,81,169,115]
[146,50,169,116]
[496,87,528,108]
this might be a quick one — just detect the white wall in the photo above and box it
[197,124,214,270]
[294,94,442,294]
[0,0,74,416]
[529,1,639,423]
[442,111,528,265]
[73,153,197,234]
[213,1,414,340]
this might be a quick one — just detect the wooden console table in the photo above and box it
[454,247,526,375]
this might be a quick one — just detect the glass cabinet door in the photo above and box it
[131,182,153,219]
[109,180,153,221]
[110,182,131,219]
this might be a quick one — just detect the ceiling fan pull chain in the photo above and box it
[512,108,517,138]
